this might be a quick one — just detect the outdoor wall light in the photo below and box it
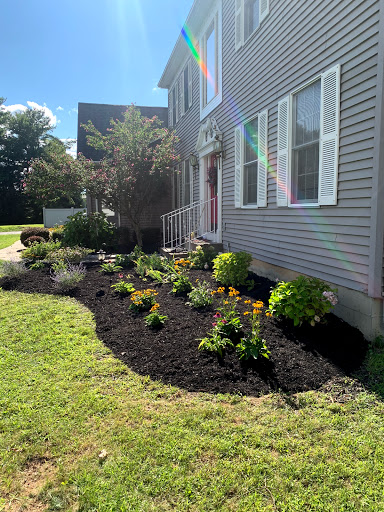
[98,249,106,261]
[213,139,225,159]
[190,153,199,170]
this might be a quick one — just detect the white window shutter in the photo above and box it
[257,110,268,207]
[319,64,340,206]
[277,97,289,206]
[189,160,193,203]
[180,73,185,117]
[235,0,243,51]
[169,90,173,127]
[181,161,186,206]
[175,83,179,124]
[260,0,269,23]
[234,125,242,208]
[188,60,193,109]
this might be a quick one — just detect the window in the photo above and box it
[180,60,193,116]
[235,0,269,50]
[200,3,222,120]
[182,159,193,206]
[291,79,321,204]
[243,117,258,205]
[169,82,178,127]
[234,111,268,208]
[276,65,340,207]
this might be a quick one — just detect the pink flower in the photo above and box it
[118,273,123,278]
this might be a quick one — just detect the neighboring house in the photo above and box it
[77,102,170,244]
[158,0,384,340]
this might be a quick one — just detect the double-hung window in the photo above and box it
[234,110,268,208]
[277,65,340,207]
[182,159,193,206]
[180,60,193,117]
[169,82,179,127]
[235,0,269,50]
[200,2,222,120]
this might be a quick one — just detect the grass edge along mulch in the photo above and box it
[1,289,384,511]
[0,224,44,233]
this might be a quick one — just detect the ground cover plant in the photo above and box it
[0,234,19,250]
[0,289,384,511]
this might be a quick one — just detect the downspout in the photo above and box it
[368,0,384,299]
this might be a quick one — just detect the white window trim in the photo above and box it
[235,0,270,51]
[200,0,223,121]
[180,59,193,118]
[241,113,258,209]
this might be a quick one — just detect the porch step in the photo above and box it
[159,247,189,260]
[160,240,223,260]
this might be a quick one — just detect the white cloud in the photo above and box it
[61,138,77,158]
[27,101,57,127]
[1,104,28,114]
[56,106,64,111]
[152,87,160,93]
[68,107,78,116]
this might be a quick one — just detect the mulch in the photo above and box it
[0,266,368,397]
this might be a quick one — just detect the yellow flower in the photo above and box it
[244,311,250,315]
[224,300,229,305]
[266,311,272,317]
[253,301,264,308]
[244,300,251,304]
[253,309,261,315]
[211,291,216,295]
[236,297,241,301]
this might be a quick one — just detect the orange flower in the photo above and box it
[244,300,251,304]
[266,311,272,317]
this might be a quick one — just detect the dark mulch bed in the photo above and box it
[0,266,368,397]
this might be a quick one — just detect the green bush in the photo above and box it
[212,251,252,286]
[268,276,338,327]
[188,245,218,270]
[20,227,50,247]
[21,241,61,261]
[62,211,116,249]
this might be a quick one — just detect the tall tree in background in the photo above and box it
[0,99,57,223]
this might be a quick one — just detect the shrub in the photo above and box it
[50,262,86,292]
[212,251,252,286]
[171,274,192,294]
[186,280,213,308]
[24,235,45,246]
[45,246,93,264]
[62,211,116,249]
[20,227,50,247]
[144,304,168,328]
[21,241,61,261]
[268,276,338,327]
[111,280,135,295]
[50,225,65,242]
[0,259,28,278]
[129,289,158,312]
[189,245,218,270]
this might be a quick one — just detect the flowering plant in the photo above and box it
[237,301,270,360]
[268,276,338,327]
[144,303,168,328]
[129,288,158,312]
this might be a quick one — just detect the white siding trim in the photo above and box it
[235,0,244,51]
[260,0,270,23]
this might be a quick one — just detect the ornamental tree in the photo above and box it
[25,105,179,246]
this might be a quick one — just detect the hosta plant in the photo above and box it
[268,275,338,327]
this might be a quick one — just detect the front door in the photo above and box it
[201,153,219,241]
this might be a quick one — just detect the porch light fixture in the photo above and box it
[213,138,225,159]
[98,249,106,262]
[190,153,199,170]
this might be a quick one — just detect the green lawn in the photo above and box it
[0,290,384,511]
[0,234,20,250]
[0,224,43,232]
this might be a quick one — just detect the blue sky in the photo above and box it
[1,0,193,150]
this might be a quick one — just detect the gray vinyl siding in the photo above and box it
[170,0,380,294]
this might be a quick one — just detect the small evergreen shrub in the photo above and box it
[51,262,86,292]
[268,276,338,327]
[50,225,65,242]
[20,227,50,247]
[212,251,252,286]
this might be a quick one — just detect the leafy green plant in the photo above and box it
[51,260,67,273]
[134,256,150,278]
[45,246,93,264]
[186,280,214,308]
[29,260,45,270]
[50,262,86,292]
[212,251,252,286]
[171,274,192,294]
[237,301,270,360]
[146,269,167,284]
[50,225,65,242]
[188,245,218,270]
[62,211,116,249]
[21,240,61,261]
[146,253,167,271]
[198,331,233,358]
[0,259,28,278]
[144,303,168,328]
[129,288,158,312]
[111,280,135,295]
[268,276,338,327]
[99,261,123,274]
[20,227,50,247]
[115,254,134,268]
[213,286,243,340]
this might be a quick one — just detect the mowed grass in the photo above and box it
[0,224,43,232]
[1,290,384,511]
[0,235,20,250]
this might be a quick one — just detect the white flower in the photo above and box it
[314,315,320,322]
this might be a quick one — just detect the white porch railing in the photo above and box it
[161,197,218,249]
